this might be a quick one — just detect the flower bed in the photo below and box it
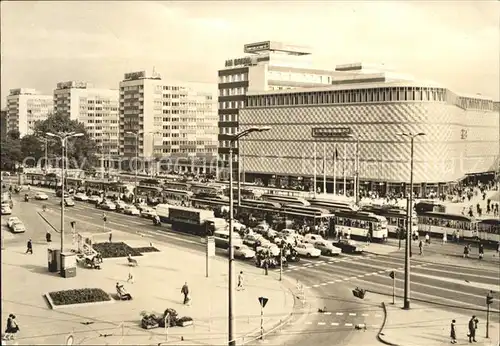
[133,246,160,253]
[93,242,142,258]
[48,288,112,306]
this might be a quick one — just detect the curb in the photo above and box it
[377,302,400,346]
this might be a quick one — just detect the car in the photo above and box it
[332,239,364,254]
[265,229,278,240]
[10,221,26,233]
[314,240,342,256]
[99,200,116,211]
[141,207,157,219]
[74,193,89,201]
[276,235,296,247]
[254,223,269,235]
[34,192,49,200]
[60,197,75,207]
[256,243,280,257]
[294,243,322,258]
[7,217,20,228]
[233,245,256,259]
[88,195,103,205]
[134,202,148,212]
[243,234,264,247]
[303,233,325,244]
[56,190,70,198]
[114,200,128,212]
[122,205,140,215]
[1,205,12,215]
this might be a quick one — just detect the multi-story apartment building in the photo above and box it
[53,81,119,168]
[6,88,54,137]
[0,109,7,139]
[218,40,338,178]
[119,71,218,175]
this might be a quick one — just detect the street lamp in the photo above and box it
[398,131,425,310]
[126,131,140,203]
[37,137,50,173]
[228,126,270,346]
[346,134,361,204]
[46,131,84,257]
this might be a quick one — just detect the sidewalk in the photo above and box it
[379,302,500,346]
[1,229,294,345]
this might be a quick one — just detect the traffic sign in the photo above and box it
[389,271,395,279]
[258,296,269,308]
[207,236,215,257]
[486,291,494,305]
[70,221,76,229]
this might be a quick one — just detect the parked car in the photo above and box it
[256,243,280,257]
[88,195,103,205]
[294,243,321,258]
[60,197,75,207]
[74,192,89,201]
[264,229,278,240]
[34,192,49,200]
[7,216,20,228]
[99,200,116,211]
[243,234,264,247]
[1,205,12,215]
[123,205,140,215]
[10,221,26,233]
[332,239,364,254]
[303,233,325,244]
[314,240,342,256]
[134,202,148,212]
[233,245,256,259]
[141,207,157,219]
[254,223,270,234]
[114,200,128,212]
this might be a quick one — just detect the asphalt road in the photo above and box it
[2,187,500,345]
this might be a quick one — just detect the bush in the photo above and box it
[93,242,142,258]
[133,246,160,253]
[49,288,111,306]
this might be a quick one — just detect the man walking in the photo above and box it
[468,315,477,343]
[25,239,33,254]
[450,319,457,344]
[181,282,190,305]
[237,271,245,291]
[419,240,423,255]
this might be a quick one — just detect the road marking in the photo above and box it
[331,322,339,326]
[375,314,382,318]
[318,322,326,326]
[313,284,320,288]
[357,274,365,277]
[335,279,343,283]
[349,313,356,316]
[336,312,343,316]
[345,323,353,327]
[365,273,373,276]
[323,312,332,315]
[343,278,350,281]
[305,321,312,325]
[411,271,500,292]
[362,313,369,317]
[327,281,334,284]
[320,283,328,286]
[304,286,311,289]
[74,214,93,219]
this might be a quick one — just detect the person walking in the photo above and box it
[419,240,424,255]
[450,319,457,344]
[237,271,245,291]
[25,239,33,254]
[127,267,134,284]
[468,315,477,343]
[3,314,19,340]
[463,245,469,258]
[181,282,190,305]
[478,244,484,260]
[425,233,430,245]
[442,231,447,245]
[108,231,113,243]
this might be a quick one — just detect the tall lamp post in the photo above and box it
[228,126,270,346]
[346,134,361,204]
[126,131,139,203]
[46,132,84,256]
[38,137,50,172]
[398,132,425,310]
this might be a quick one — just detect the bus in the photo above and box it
[360,205,418,238]
[155,204,226,237]
[223,187,256,200]
[477,219,500,244]
[26,172,58,188]
[308,199,357,211]
[162,188,193,206]
[261,194,310,206]
[415,200,446,215]
[190,183,223,197]
[417,212,478,240]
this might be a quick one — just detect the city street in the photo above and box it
[3,187,499,345]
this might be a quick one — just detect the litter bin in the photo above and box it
[60,252,77,278]
[47,249,61,273]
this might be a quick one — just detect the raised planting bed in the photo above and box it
[93,242,142,258]
[45,288,114,310]
[133,246,160,253]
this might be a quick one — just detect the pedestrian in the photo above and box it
[450,319,457,344]
[442,231,447,245]
[264,258,269,276]
[468,315,477,343]
[45,231,52,243]
[109,232,112,243]
[3,314,19,340]
[478,244,484,260]
[127,267,134,284]
[25,239,33,254]
[463,244,470,258]
[425,233,430,245]
[181,282,190,305]
[419,240,423,255]
[237,271,245,290]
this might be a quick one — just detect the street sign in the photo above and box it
[258,296,269,308]
[207,237,215,257]
[70,221,76,229]
[311,127,352,138]
[389,271,395,279]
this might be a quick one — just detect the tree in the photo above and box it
[33,113,98,170]
[1,130,22,170]
[21,135,45,165]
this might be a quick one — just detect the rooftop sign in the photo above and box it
[56,81,87,89]
[311,127,352,138]
[124,71,146,81]
[225,56,260,68]
[244,41,271,53]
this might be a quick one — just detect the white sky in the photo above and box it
[1,1,499,106]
